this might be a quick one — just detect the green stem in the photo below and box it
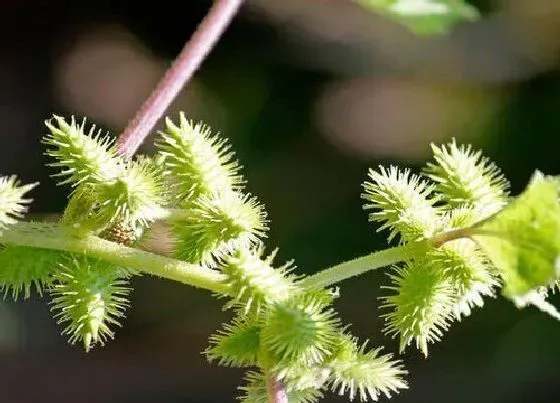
[0,221,229,294]
[1,221,474,296]
[301,240,431,289]
[302,226,479,289]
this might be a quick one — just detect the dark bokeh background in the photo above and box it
[1,0,560,402]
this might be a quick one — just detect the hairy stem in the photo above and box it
[0,221,476,298]
[267,376,288,403]
[116,0,245,157]
[301,241,431,289]
[0,222,229,294]
[431,226,475,246]
[302,225,477,289]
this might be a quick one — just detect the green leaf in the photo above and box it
[474,172,560,300]
[358,0,480,35]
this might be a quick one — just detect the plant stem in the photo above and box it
[267,376,288,403]
[0,222,229,294]
[301,241,431,289]
[116,0,245,158]
[260,346,288,403]
[0,221,474,297]
[431,226,474,246]
[303,226,479,289]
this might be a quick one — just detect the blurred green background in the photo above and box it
[0,0,559,402]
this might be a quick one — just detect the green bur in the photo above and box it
[50,257,131,351]
[474,172,560,302]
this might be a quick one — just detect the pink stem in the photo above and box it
[116,0,244,158]
[267,376,289,403]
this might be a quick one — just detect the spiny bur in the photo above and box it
[0,176,37,229]
[365,140,513,356]
[44,116,167,233]
[50,256,132,351]
[170,191,268,266]
[155,113,244,203]
[0,245,65,300]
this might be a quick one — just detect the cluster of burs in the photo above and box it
[0,112,559,402]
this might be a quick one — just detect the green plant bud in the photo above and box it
[171,191,268,266]
[474,171,560,301]
[92,157,167,229]
[326,334,407,402]
[0,245,65,300]
[238,371,323,403]
[0,176,37,229]
[62,158,167,233]
[155,113,244,203]
[60,183,108,233]
[429,239,498,320]
[50,256,131,351]
[260,290,341,365]
[362,166,441,243]
[423,140,509,217]
[221,247,298,316]
[206,317,261,367]
[381,261,455,357]
[43,115,121,186]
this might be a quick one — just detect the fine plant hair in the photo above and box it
[2,2,560,403]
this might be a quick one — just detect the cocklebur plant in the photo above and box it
[1,113,560,403]
[1,2,559,402]
[0,113,410,402]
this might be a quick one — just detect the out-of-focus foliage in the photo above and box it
[357,0,479,35]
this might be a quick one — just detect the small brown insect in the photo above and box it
[102,221,137,246]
